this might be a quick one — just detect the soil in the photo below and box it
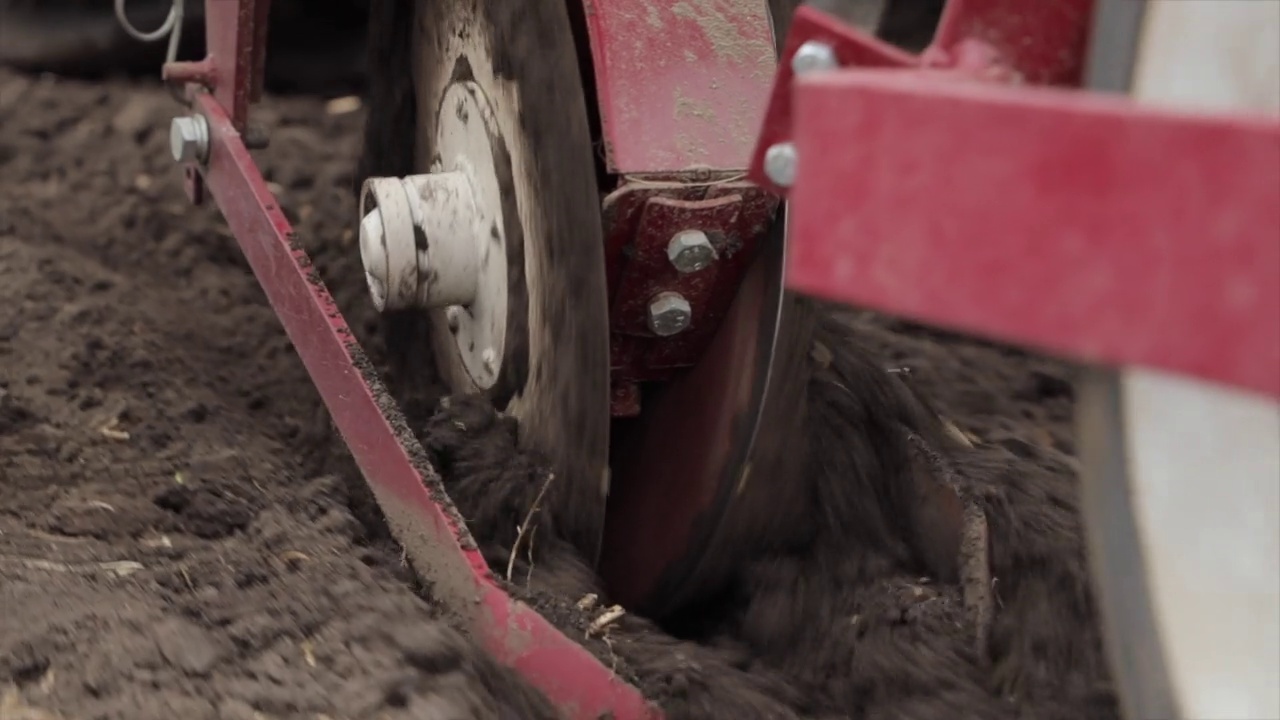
[0,57,1118,720]
[0,68,556,720]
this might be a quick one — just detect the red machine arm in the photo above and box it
[752,5,1280,399]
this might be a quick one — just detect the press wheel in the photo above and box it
[379,0,612,562]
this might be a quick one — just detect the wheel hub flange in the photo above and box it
[358,81,510,391]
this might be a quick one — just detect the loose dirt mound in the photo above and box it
[1,67,1117,720]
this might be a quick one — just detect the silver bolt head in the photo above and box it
[763,142,797,187]
[481,347,498,372]
[667,229,718,274]
[791,41,839,75]
[169,115,209,164]
[647,292,692,337]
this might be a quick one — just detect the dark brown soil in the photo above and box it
[0,60,1118,720]
[0,68,555,720]
[411,317,1117,720]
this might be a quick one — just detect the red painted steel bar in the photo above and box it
[750,4,1096,197]
[786,70,1280,398]
[750,8,914,197]
[192,92,661,720]
[580,0,776,172]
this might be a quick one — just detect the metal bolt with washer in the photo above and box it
[647,292,692,336]
[763,142,798,187]
[667,229,718,274]
[170,115,209,164]
[791,40,839,75]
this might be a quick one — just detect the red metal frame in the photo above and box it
[166,1,663,717]
[579,0,777,174]
[590,0,782,402]
[159,0,1280,714]
[788,72,1280,398]
[604,180,777,389]
[750,5,1280,399]
[750,2,1094,197]
[166,0,265,130]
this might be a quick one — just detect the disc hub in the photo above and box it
[358,81,510,390]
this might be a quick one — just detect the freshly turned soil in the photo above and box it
[0,61,1116,720]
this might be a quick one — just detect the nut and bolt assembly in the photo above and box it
[667,229,718,274]
[169,115,210,164]
[765,41,840,189]
[648,291,693,337]
[763,143,798,188]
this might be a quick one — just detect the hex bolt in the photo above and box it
[791,40,839,75]
[169,115,210,164]
[481,347,498,373]
[445,306,462,332]
[647,292,693,337]
[667,229,718,274]
[763,142,798,187]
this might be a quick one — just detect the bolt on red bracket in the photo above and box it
[751,4,1280,399]
[751,0,1095,197]
[161,1,661,718]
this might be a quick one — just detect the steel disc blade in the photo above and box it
[406,0,612,562]
[600,213,807,616]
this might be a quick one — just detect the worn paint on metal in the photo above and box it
[602,175,778,383]
[748,3,1094,196]
[581,0,777,172]
[786,73,1280,398]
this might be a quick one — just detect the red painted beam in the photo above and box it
[191,91,661,720]
[581,0,776,173]
[750,3,1096,197]
[787,71,1280,398]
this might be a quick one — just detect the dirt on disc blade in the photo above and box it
[375,0,613,565]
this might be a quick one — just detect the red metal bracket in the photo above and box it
[165,0,269,130]
[749,5,1280,399]
[785,71,1280,398]
[580,0,777,173]
[165,0,272,205]
[750,3,1093,197]
[583,0,786,411]
[603,178,778,386]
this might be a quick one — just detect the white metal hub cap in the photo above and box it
[356,82,510,391]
